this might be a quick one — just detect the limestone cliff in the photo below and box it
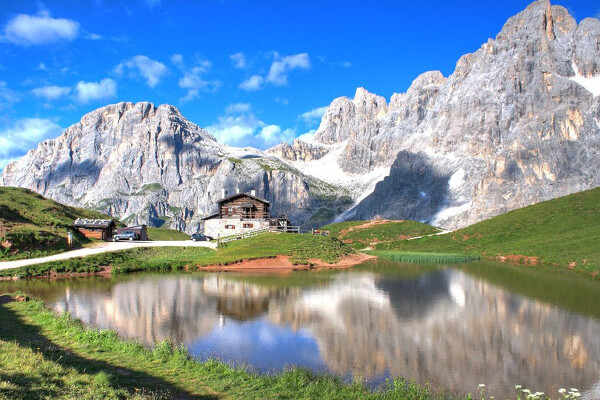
[0,102,351,231]
[293,0,600,228]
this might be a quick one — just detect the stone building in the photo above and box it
[202,191,271,238]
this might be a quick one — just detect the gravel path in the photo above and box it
[0,240,217,271]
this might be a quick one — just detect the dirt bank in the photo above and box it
[195,253,376,273]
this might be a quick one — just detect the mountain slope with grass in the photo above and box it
[0,187,114,260]
[377,187,600,277]
[321,220,441,250]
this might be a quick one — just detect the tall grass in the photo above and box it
[369,250,480,264]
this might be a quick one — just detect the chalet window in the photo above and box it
[243,223,253,228]
[228,207,234,213]
[225,224,235,229]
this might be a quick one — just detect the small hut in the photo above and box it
[73,219,116,241]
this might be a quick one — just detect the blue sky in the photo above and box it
[0,0,598,169]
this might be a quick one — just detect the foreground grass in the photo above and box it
[0,233,354,279]
[146,228,190,241]
[320,220,440,250]
[0,187,114,261]
[0,294,446,400]
[377,187,600,278]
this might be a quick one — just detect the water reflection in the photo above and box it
[3,265,600,399]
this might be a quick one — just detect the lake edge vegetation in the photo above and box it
[0,233,354,279]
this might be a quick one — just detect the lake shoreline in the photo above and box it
[0,251,376,281]
[195,252,376,272]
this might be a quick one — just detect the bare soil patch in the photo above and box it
[196,253,376,272]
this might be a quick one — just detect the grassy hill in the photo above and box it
[320,220,441,250]
[146,227,190,241]
[377,187,600,277]
[0,187,114,260]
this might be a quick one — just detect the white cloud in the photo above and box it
[297,129,317,143]
[75,78,117,103]
[0,118,63,160]
[299,106,327,125]
[206,104,295,148]
[239,75,264,92]
[266,53,311,86]
[0,81,19,108]
[32,85,71,100]
[342,61,352,68]
[259,125,295,144]
[226,103,252,114]
[2,11,79,46]
[171,53,184,67]
[173,56,220,102]
[86,32,102,40]
[230,52,247,69]
[239,52,310,91]
[115,55,168,88]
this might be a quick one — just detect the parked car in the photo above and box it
[113,231,136,241]
[190,233,212,242]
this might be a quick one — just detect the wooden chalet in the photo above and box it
[217,192,270,220]
[73,218,116,241]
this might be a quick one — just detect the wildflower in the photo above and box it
[522,389,531,394]
[515,385,523,390]
[479,384,485,388]
[570,388,579,392]
[572,393,581,398]
[559,388,567,394]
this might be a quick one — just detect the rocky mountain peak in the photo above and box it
[268,138,328,162]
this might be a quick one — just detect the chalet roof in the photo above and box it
[119,225,147,231]
[73,218,115,229]
[217,192,270,205]
[201,213,220,221]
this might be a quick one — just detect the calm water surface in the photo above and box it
[2,259,600,399]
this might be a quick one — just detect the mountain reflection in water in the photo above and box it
[16,267,600,399]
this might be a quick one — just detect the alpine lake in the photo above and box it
[2,258,599,399]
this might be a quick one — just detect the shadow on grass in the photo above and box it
[0,295,218,400]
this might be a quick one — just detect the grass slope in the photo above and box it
[378,187,600,277]
[0,233,354,278]
[146,228,190,241]
[0,294,441,400]
[0,187,114,261]
[321,220,441,250]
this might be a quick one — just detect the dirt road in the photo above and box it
[0,240,217,271]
